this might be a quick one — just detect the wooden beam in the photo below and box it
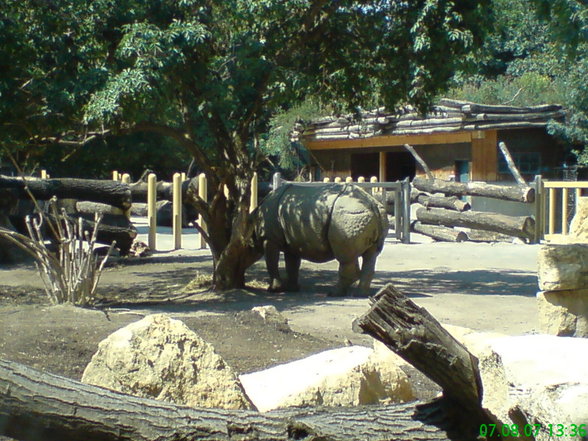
[471,130,497,181]
[304,132,473,150]
[379,152,386,182]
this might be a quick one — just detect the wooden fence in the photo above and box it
[538,179,588,241]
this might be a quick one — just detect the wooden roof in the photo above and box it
[294,99,565,143]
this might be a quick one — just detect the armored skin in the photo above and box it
[253,183,389,296]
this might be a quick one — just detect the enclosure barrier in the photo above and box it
[540,179,588,240]
[272,173,411,244]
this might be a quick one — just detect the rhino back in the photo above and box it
[277,185,343,262]
[328,186,388,262]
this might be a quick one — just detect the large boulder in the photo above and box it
[537,290,588,337]
[444,327,587,441]
[81,314,255,410]
[239,345,413,412]
[569,197,588,241]
[537,243,588,292]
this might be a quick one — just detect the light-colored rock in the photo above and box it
[251,305,290,330]
[537,244,588,291]
[239,346,414,412]
[570,197,588,241]
[537,290,588,337]
[82,314,255,410]
[456,333,588,441]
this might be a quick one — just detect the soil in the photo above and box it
[0,234,540,408]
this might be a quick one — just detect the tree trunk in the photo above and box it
[498,142,526,185]
[412,177,535,203]
[412,221,468,242]
[412,193,471,212]
[0,175,132,209]
[0,358,452,441]
[75,201,125,216]
[0,189,29,263]
[354,284,493,439]
[465,230,513,243]
[416,207,535,240]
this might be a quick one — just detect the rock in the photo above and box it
[444,329,587,441]
[81,314,255,410]
[537,290,588,337]
[569,197,588,241]
[250,305,290,332]
[239,346,414,412]
[537,244,588,291]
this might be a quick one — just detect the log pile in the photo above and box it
[410,178,536,243]
[292,98,565,142]
[0,175,136,257]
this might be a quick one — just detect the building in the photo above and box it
[296,99,567,184]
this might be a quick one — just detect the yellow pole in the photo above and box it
[112,170,119,181]
[549,188,556,235]
[358,176,365,183]
[121,173,130,184]
[198,173,208,249]
[334,177,342,183]
[323,177,330,182]
[147,173,157,250]
[250,172,258,213]
[379,152,386,182]
[181,172,186,182]
[562,188,569,235]
[172,173,182,249]
[370,176,378,195]
[345,176,353,183]
[41,170,47,179]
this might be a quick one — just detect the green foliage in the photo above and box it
[449,0,588,162]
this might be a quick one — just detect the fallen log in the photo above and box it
[412,221,468,242]
[413,193,470,212]
[416,207,535,240]
[354,284,493,438]
[413,177,534,203]
[0,357,453,441]
[76,201,125,216]
[0,175,132,209]
[465,230,514,243]
[498,142,526,185]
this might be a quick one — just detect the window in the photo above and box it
[498,151,541,175]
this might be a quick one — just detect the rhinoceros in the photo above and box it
[251,183,389,296]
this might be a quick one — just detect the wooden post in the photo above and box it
[562,187,569,235]
[172,172,182,250]
[358,176,365,183]
[250,172,258,213]
[533,175,544,243]
[334,177,342,183]
[272,172,282,190]
[323,177,330,183]
[345,176,353,183]
[181,172,186,182]
[402,177,411,244]
[112,170,119,181]
[121,173,130,184]
[379,152,386,182]
[576,188,582,211]
[498,141,526,185]
[549,188,556,235]
[370,176,378,195]
[147,173,157,251]
[41,170,47,179]
[198,173,207,249]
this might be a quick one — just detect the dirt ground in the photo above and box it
[0,233,540,404]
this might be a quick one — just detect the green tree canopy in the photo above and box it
[1,0,492,289]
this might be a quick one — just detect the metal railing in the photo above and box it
[272,173,411,243]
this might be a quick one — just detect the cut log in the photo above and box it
[498,142,526,185]
[412,221,468,242]
[354,284,492,438]
[0,357,453,441]
[403,144,433,179]
[0,175,132,209]
[413,177,535,203]
[416,207,535,240]
[76,201,125,216]
[413,193,470,211]
[465,230,514,243]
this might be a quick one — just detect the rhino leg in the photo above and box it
[330,259,360,297]
[356,245,379,297]
[284,251,301,292]
[264,240,285,292]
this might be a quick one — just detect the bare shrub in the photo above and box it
[0,200,114,306]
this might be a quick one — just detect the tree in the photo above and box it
[1,0,492,289]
